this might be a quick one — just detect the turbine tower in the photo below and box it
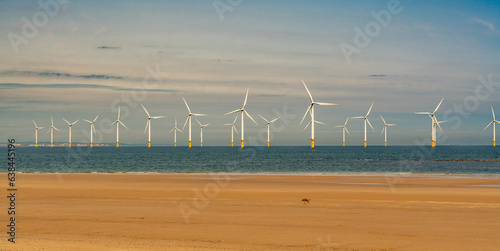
[195,118,210,147]
[335,117,350,147]
[300,80,338,150]
[83,114,99,148]
[62,118,79,148]
[484,106,499,147]
[182,97,207,149]
[379,114,396,147]
[225,88,258,149]
[259,115,279,147]
[415,98,444,147]
[108,106,128,148]
[169,118,182,147]
[47,116,59,148]
[32,120,44,147]
[224,115,239,147]
[351,103,375,147]
[141,104,165,148]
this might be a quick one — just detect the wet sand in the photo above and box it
[2,173,500,250]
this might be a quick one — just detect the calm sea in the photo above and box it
[4,146,500,174]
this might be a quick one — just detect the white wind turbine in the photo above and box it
[83,114,99,148]
[141,104,165,148]
[108,106,128,148]
[259,115,279,147]
[225,88,258,149]
[224,115,239,147]
[335,117,350,147]
[415,98,444,148]
[182,97,207,148]
[169,118,182,147]
[62,118,79,148]
[32,120,44,147]
[484,106,499,147]
[300,80,338,150]
[379,114,396,147]
[351,103,375,148]
[47,116,59,148]
[195,118,210,147]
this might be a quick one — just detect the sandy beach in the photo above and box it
[2,173,500,250]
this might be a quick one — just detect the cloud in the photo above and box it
[98,45,121,50]
[3,70,124,80]
[370,74,387,77]
[0,83,177,92]
[472,18,495,32]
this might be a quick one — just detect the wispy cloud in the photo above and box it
[2,70,124,80]
[370,74,387,77]
[0,83,177,92]
[98,45,121,50]
[472,18,495,32]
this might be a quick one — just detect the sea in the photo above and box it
[5,146,500,174]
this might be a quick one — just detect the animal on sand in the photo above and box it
[302,198,311,204]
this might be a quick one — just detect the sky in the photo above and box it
[1,0,500,146]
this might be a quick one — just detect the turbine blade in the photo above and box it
[83,119,92,123]
[195,118,202,126]
[108,120,118,128]
[259,115,269,123]
[270,117,279,123]
[414,112,431,115]
[54,126,60,131]
[245,110,258,125]
[118,106,121,120]
[232,115,238,124]
[300,105,312,124]
[169,128,175,133]
[243,88,249,108]
[119,121,128,129]
[141,104,151,118]
[72,119,79,125]
[225,109,241,116]
[301,79,314,102]
[182,116,189,130]
[379,114,386,125]
[350,116,364,119]
[345,127,351,136]
[315,102,338,106]
[381,126,385,136]
[91,124,96,134]
[151,116,165,119]
[388,124,397,126]
[366,118,375,132]
[203,124,210,127]
[303,120,312,131]
[492,106,496,121]
[62,118,70,125]
[177,128,183,133]
[433,98,444,114]
[192,113,208,116]
[32,120,37,127]
[344,117,349,126]
[366,103,374,117]
[233,126,239,136]
[93,114,99,122]
[315,120,326,125]
[182,97,191,114]
[144,120,149,134]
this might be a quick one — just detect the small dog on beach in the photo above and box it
[302,198,311,204]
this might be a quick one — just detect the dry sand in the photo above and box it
[1,173,500,250]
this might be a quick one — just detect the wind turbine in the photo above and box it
[32,120,44,147]
[415,98,444,147]
[224,115,239,147]
[62,118,79,148]
[335,117,350,147]
[182,97,207,148]
[351,103,375,147]
[195,118,210,147]
[484,106,499,147]
[300,80,338,150]
[259,115,279,147]
[225,88,258,149]
[169,118,183,147]
[141,104,165,148]
[108,106,128,148]
[47,116,59,147]
[379,115,396,147]
[83,114,99,148]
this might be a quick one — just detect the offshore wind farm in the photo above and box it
[1,1,500,250]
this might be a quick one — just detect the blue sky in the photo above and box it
[1,0,500,146]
